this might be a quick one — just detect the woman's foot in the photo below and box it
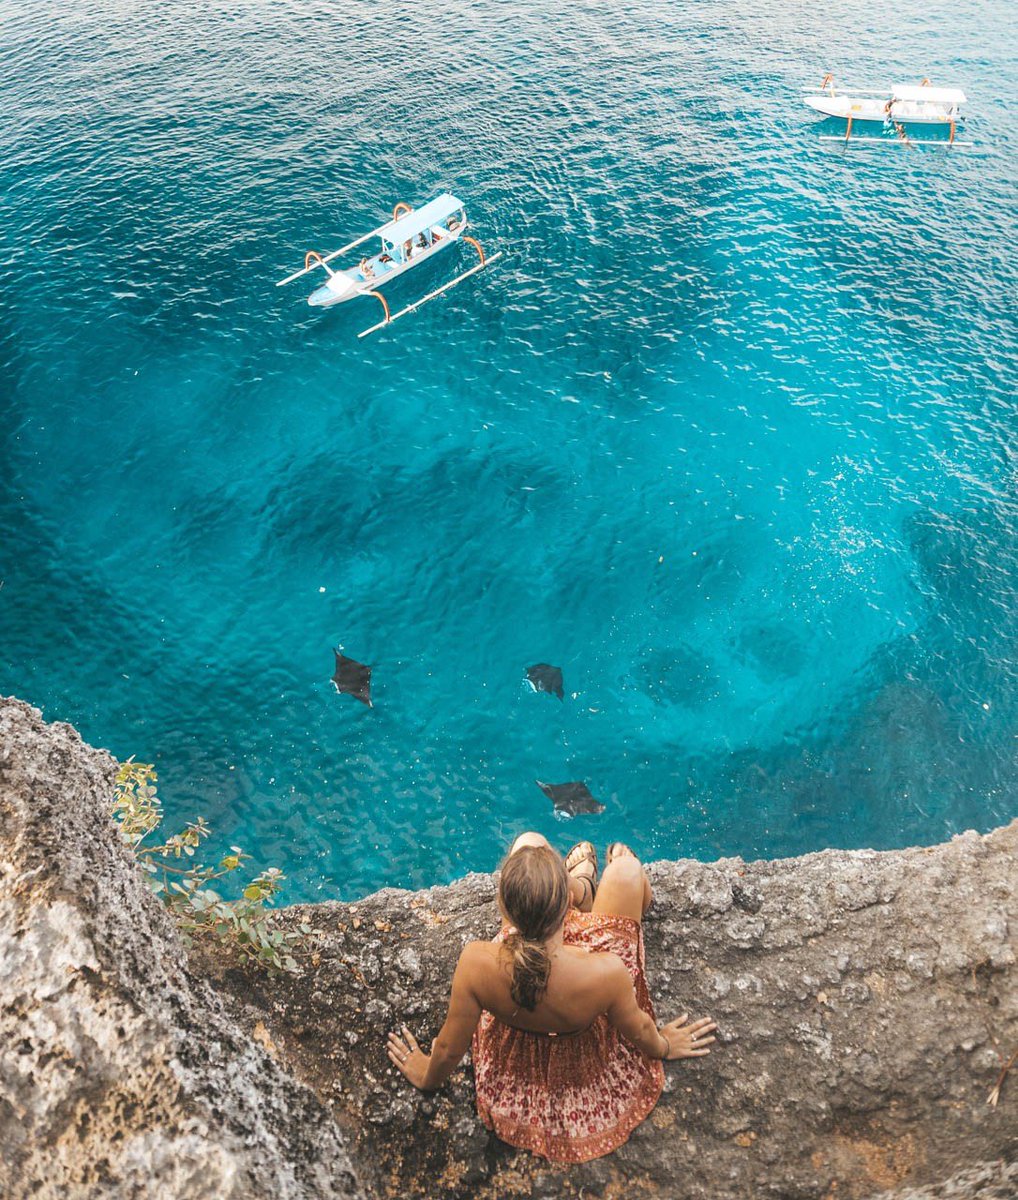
[565,841,598,912]
[606,842,636,864]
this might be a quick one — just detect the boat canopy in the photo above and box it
[384,193,464,245]
[892,85,966,104]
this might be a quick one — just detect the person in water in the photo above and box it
[387,834,717,1163]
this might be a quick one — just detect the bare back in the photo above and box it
[464,938,624,1033]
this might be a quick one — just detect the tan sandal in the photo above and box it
[565,841,598,907]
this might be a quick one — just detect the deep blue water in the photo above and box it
[1,1,1016,900]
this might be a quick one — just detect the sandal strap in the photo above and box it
[575,874,595,903]
[566,841,598,872]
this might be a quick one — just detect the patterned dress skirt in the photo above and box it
[472,908,665,1163]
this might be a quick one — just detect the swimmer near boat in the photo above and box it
[803,74,970,147]
[276,193,502,337]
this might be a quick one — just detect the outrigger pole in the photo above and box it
[276,220,397,287]
[358,250,503,339]
[818,135,972,147]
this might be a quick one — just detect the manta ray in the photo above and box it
[525,663,564,700]
[331,648,372,707]
[536,780,605,816]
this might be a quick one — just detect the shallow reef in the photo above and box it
[1,696,1015,1199]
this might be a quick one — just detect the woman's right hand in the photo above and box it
[659,1014,717,1059]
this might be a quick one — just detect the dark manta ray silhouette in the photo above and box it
[331,649,372,707]
[536,780,605,816]
[526,663,564,700]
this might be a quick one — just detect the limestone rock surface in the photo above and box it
[2,694,1016,1199]
[0,697,360,1200]
[210,835,1017,1198]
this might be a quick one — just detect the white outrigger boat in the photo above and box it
[277,193,502,337]
[804,75,969,146]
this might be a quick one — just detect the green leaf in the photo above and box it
[112,761,311,978]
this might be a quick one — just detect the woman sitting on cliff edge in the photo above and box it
[387,834,717,1163]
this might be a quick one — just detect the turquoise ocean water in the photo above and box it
[1,1,1015,899]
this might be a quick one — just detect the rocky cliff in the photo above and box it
[0,697,360,1200]
[1,696,1015,1199]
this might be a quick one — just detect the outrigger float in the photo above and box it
[804,75,970,147]
[276,193,502,337]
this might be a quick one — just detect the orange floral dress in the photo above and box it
[471,908,665,1163]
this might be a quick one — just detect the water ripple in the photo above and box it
[1,0,1015,898]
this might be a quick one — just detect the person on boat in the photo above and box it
[386,834,717,1163]
[403,239,414,261]
[359,258,375,280]
[416,232,429,251]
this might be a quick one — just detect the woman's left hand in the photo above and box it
[659,1013,718,1059]
[387,1024,432,1089]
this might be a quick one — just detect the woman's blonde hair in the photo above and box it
[498,845,570,1011]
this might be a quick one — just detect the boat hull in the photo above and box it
[308,274,361,307]
[804,94,959,124]
[308,223,464,308]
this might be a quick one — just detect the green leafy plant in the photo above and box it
[112,759,309,973]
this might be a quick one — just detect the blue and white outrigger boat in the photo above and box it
[804,75,969,147]
[277,193,501,337]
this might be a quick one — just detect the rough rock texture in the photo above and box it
[2,695,1016,1199]
[870,1161,1017,1198]
[206,836,1017,1200]
[0,697,360,1200]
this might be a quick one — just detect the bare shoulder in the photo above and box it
[459,938,501,960]
[455,940,502,977]
[453,940,506,1007]
[585,950,632,996]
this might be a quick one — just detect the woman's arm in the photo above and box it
[604,960,718,1061]
[387,945,484,1091]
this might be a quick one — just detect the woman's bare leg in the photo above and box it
[592,843,652,922]
[508,830,551,856]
